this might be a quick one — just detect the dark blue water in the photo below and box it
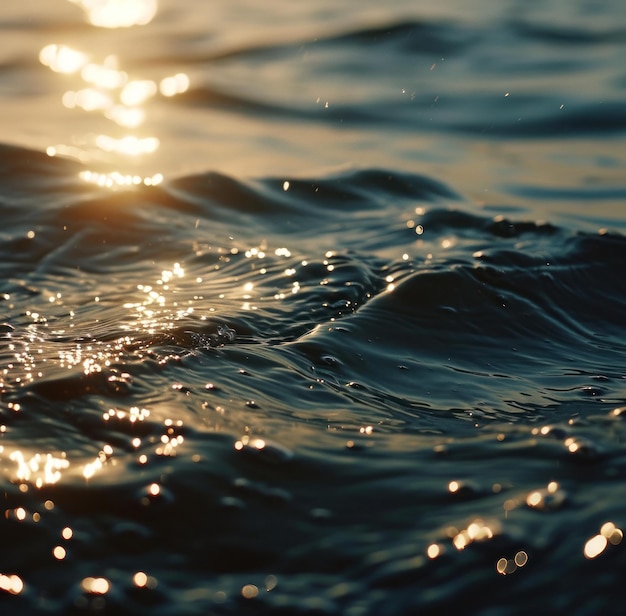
[1,1,625,614]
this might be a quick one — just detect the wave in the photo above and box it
[0,129,625,613]
[2,142,622,421]
[3,0,626,610]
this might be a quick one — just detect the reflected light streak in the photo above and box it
[95,135,160,156]
[133,571,157,589]
[235,436,267,451]
[83,447,111,480]
[0,574,24,595]
[103,406,150,423]
[601,522,623,545]
[69,0,158,28]
[39,44,88,74]
[584,521,623,559]
[121,80,157,106]
[43,2,190,184]
[160,73,190,97]
[584,534,608,559]
[47,145,89,162]
[83,458,103,479]
[9,451,70,487]
[427,543,442,559]
[79,170,163,189]
[133,572,148,587]
[82,59,128,89]
[81,577,110,595]
[63,88,113,112]
[452,519,496,551]
[105,105,146,128]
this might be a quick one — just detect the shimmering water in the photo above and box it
[1,1,626,614]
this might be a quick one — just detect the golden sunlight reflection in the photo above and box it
[601,521,624,545]
[39,44,88,74]
[83,445,113,480]
[103,406,150,423]
[121,80,158,106]
[584,534,608,559]
[0,574,24,595]
[525,481,566,512]
[81,577,110,595]
[46,144,88,162]
[584,522,623,559]
[133,571,157,589]
[121,262,188,334]
[448,480,460,493]
[234,435,266,451]
[160,73,190,96]
[82,57,128,89]
[95,135,160,156]
[69,0,157,28]
[133,571,147,587]
[426,543,442,559]
[41,3,190,188]
[105,105,146,128]
[63,88,112,112]
[78,170,163,188]
[9,451,69,487]
[452,519,496,551]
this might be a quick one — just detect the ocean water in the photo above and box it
[1,0,626,614]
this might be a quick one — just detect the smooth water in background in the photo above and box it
[1,1,626,614]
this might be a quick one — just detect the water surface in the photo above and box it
[1,0,625,614]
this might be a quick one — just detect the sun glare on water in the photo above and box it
[68,0,158,28]
[39,1,189,189]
